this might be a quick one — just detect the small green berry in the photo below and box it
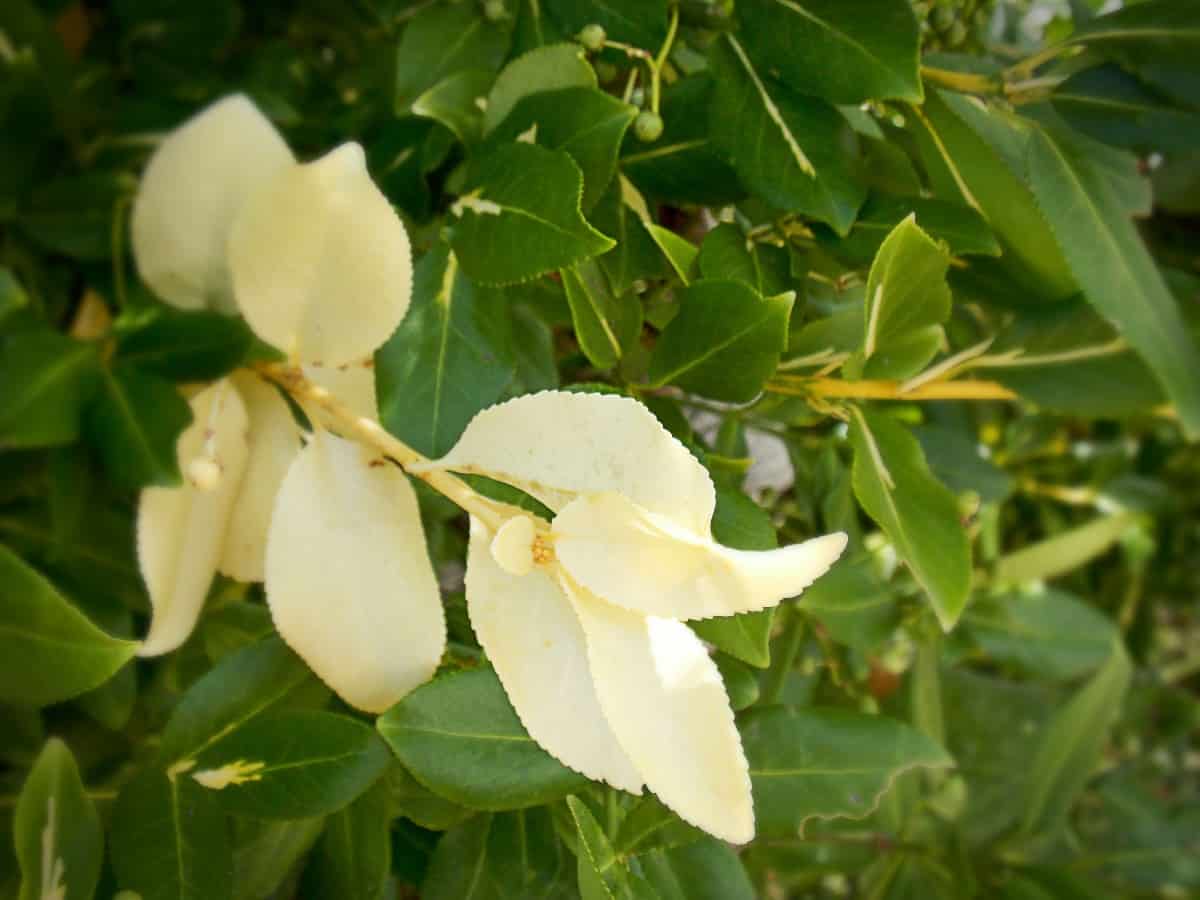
[482,0,506,22]
[579,23,606,51]
[634,111,664,143]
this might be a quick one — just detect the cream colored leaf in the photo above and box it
[416,391,715,533]
[228,143,413,366]
[131,94,294,314]
[566,581,755,843]
[137,381,250,656]
[554,493,847,620]
[218,373,301,582]
[465,520,642,792]
[265,431,444,712]
[303,361,378,422]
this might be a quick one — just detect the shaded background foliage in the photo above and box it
[1,0,1199,898]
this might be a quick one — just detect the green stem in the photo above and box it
[761,608,806,705]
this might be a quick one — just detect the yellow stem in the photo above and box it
[769,376,1018,402]
[920,65,1001,95]
[256,363,511,531]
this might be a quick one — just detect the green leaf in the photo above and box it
[849,410,971,630]
[568,796,647,900]
[709,36,865,235]
[377,243,516,457]
[993,512,1139,586]
[690,488,779,667]
[411,69,495,145]
[422,809,574,900]
[614,796,702,858]
[1021,639,1132,836]
[736,0,923,104]
[714,652,760,711]
[231,817,323,900]
[0,268,29,323]
[741,706,953,836]
[489,87,637,210]
[591,178,668,295]
[450,143,615,286]
[967,589,1119,681]
[915,422,1013,504]
[483,43,596,135]
[14,739,102,900]
[798,555,898,653]
[300,776,391,900]
[85,364,192,489]
[115,306,256,382]
[1052,63,1200,154]
[620,76,744,208]
[544,0,669,47]
[377,666,588,811]
[1025,123,1200,437]
[912,90,1078,302]
[845,215,951,381]
[160,636,327,764]
[648,279,793,403]
[394,1,511,110]
[509,303,560,392]
[642,224,697,284]
[561,258,642,370]
[19,173,132,261]
[389,765,474,831]
[0,331,98,449]
[0,545,137,706]
[111,767,233,900]
[697,224,792,297]
[188,710,390,820]
[819,194,1000,266]
[639,838,756,900]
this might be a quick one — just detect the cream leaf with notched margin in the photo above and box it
[465,520,642,792]
[265,432,444,713]
[565,580,756,844]
[137,381,250,656]
[228,143,413,366]
[131,94,294,314]
[415,391,715,534]
[218,373,302,583]
[553,492,847,620]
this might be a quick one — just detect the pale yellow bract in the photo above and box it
[130,93,848,847]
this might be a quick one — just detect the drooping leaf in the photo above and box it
[160,636,327,764]
[377,666,589,811]
[1025,123,1200,437]
[709,36,865,235]
[450,143,615,285]
[86,364,192,489]
[561,257,642,370]
[489,87,637,210]
[189,710,391,820]
[741,705,952,836]
[394,1,511,110]
[110,767,234,900]
[736,0,923,104]
[844,215,951,381]
[648,279,793,403]
[14,739,102,900]
[0,330,98,450]
[1021,639,1132,836]
[849,409,971,630]
[300,776,391,900]
[377,243,516,457]
[482,43,596,135]
[0,545,138,706]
